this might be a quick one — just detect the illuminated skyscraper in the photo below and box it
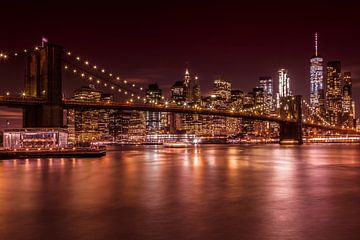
[326,61,342,125]
[192,76,201,104]
[171,68,199,104]
[310,32,324,111]
[145,84,162,134]
[278,69,291,97]
[342,72,352,113]
[259,77,273,111]
[342,72,354,127]
[213,77,231,101]
[183,68,192,102]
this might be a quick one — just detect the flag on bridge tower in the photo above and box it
[42,37,48,47]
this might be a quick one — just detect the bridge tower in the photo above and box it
[279,95,303,145]
[23,43,64,128]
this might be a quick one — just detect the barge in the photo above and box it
[0,147,106,159]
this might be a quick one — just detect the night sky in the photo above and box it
[0,0,360,128]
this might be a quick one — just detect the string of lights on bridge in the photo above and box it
[301,100,331,126]
[63,63,145,104]
[63,50,144,92]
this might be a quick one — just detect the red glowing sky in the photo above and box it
[0,0,360,127]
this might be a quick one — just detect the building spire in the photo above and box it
[315,32,318,56]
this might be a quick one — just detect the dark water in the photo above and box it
[1,144,360,240]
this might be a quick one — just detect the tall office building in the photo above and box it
[259,77,273,111]
[213,77,231,101]
[171,68,198,104]
[192,76,201,104]
[342,72,354,127]
[310,33,324,111]
[278,69,291,97]
[342,72,352,113]
[326,61,342,125]
[183,68,193,102]
[145,84,163,134]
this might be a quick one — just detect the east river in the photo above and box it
[1,144,360,240]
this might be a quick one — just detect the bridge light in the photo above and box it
[81,73,85,77]
[85,61,89,65]
[21,92,26,97]
[109,73,113,77]
[93,65,97,69]
[104,83,107,87]
[101,69,105,73]
[14,53,18,56]
[124,91,127,95]
[34,47,39,50]
[124,80,127,84]
[116,77,120,80]
[6,91,10,96]
[67,51,71,55]
[118,89,122,92]
[3,55,7,59]
[89,77,93,80]
[97,80,100,84]
[137,96,141,99]
[132,84,135,87]
[24,49,27,53]
[64,65,68,69]
[131,94,134,97]
[140,87,143,90]
[76,56,80,61]
[111,86,114,90]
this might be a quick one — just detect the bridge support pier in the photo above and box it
[23,43,63,128]
[279,95,303,145]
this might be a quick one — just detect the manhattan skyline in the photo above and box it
[0,0,360,126]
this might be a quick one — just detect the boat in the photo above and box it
[163,142,192,148]
[0,147,106,159]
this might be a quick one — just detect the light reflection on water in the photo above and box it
[1,144,360,240]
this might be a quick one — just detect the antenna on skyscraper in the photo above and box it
[315,32,318,56]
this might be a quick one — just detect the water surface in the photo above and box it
[1,144,360,240]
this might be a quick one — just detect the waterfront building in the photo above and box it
[3,128,68,150]
[70,86,102,143]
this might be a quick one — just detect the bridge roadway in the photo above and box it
[0,96,357,134]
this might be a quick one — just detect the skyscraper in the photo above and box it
[326,61,342,125]
[278,69,291,97]
[183,68,192,102]
[310,33,324,111]
[145,84,163,134]
[259,77,273,111]
[342,72,352,113]
[213,77,231,101]
[342,72,354,127]
[171,68,198,104]
[192,76,201,104]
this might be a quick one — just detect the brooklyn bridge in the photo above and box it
[0,42,357,145]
